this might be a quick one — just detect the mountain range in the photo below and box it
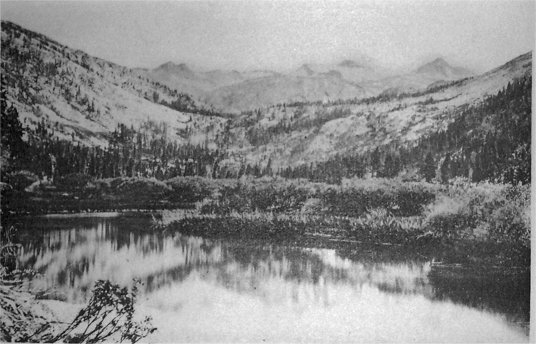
[146,55,474,113]
[0,20,532,176]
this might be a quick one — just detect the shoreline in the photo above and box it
[10,207,531,269]
[4,176,530,269]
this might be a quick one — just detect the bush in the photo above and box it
[6,170,39,192]
[321,178,438,217]
[300,198,324,214]
[424,181,530,246]
[166,176,226,203]
[31,280,156,343]
[97,177,171,201]
[55,173,93,192]
[487,185,530,247]
[199,179,310,214]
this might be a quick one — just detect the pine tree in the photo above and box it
[421,152,436,182]
[1,76,26,169]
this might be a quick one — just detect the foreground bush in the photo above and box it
[1,279,156,343]
[47,279,156,343]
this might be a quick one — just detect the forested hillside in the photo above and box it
[278,77,531,185]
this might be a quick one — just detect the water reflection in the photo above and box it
[15,215,528,342]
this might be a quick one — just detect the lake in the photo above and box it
[14,213,529,342]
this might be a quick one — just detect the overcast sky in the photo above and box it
[1,0,534,72]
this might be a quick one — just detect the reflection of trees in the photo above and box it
[337,242,529,325]
[15,217,529,330]
[428,266,530,327]
[139,238,435,301]
[19,219,434,303]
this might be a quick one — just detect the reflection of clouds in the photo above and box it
[142,275,526,343]
[17,217,528,342]
[308,247,433,296]
[19,221,226,301]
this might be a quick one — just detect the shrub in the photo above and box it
[35,279,156,343]
[321,178,437,217]
[300,198,324,214]
[6,170,39,192]
[55,173,93,192]
[349,207,423,244]
[166,176,225,203]
[424,182,530,246]
[106,177,171,201]
[487,185,530,247]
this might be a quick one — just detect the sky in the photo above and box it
[1,0,534,72]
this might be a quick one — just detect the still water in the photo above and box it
[15,214,529,342]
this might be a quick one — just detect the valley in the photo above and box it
[0,14,532,343]
[0,20,531,184]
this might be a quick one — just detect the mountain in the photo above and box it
[291,59,391,83]
[146,60,376,113]
[147,57,473,113]
[147,61,247,96]
[0,20,226,147]
[203,73,368,113]
[362,58,475,97]
[415,57,473,80]
[338,60,363,68]
[293,64,316,77]
[224,51,530,172]
[1,20,531,182]
[197,59,395,112]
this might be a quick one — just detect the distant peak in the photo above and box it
[156,61,192,73]
[158,61,176,68]
[432,57,447,63]
[421,57,450,68]
[415,57,473,78]
[338,60,362,68]
[324,70,342,78]
[296,64,315,76]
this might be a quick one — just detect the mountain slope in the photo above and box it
[364,58,475,96]
[1,21,530,181]
[199,58,394,112]
[225,51,530,171]
[146,61,247,97]
[1,20,226,147]
[203,73,368,113]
